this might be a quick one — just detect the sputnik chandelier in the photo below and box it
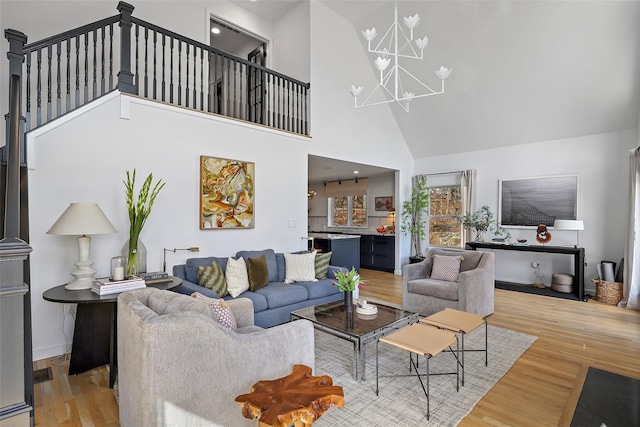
[350,0,452,113]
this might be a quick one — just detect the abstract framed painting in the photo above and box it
[499,175,578,228]
[200,156,255,229]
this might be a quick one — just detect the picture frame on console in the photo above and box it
[499,175,578,228]
[200,155,255,230]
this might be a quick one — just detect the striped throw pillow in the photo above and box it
[430,254,464,282]
[314,251,332,279]
[197,261,228,297]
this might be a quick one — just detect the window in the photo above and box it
[428,186,462,247]
[329,195,367,227]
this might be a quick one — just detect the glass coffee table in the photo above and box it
[291,300,418,382]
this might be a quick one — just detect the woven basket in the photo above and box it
[592,279,623,305]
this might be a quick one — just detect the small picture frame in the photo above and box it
[375,196,393,211]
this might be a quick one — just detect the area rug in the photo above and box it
[313,324,537,426]
[570,367,640,426]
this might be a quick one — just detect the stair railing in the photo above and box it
[5,1,310,136]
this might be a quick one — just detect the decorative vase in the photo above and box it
[121,237,147,277]
[475,230,485,242]
[343,290,354,313]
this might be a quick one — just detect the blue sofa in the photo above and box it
[173,249,345,328]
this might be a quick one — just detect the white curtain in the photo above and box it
[621,147,640,310]
[461,169,477,245]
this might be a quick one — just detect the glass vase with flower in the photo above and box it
[122,170,164,277]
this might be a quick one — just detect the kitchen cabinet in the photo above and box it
[360,235,395,272]
[309,233,360,272]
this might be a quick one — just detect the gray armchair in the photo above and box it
[117,287,315,427]
[403,248,495,317]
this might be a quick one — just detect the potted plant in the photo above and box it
[454,205,510,242]
[401,175,429,263]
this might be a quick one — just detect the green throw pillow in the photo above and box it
[247,254,269,292]
[198,261,228,297]
[315,251,332,279]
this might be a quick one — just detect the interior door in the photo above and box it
[247,43,266,125]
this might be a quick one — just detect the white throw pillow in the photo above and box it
[284,252,318,284]
[225,257,250,297]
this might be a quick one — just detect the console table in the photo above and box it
[43,277,182,387]
[466,242,586,301]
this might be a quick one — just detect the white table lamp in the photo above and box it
[47,203,117,290]
[553,219,584,247]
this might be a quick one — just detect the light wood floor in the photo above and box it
[33,269,640,426]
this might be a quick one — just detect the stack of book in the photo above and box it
[140,271,173,285]
[91,277,146,295]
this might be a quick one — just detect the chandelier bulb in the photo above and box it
[436,66,452,80]
[403,14,420,30]
[415,36,429,50]
[375,57,391,72]
[349,85,364,97]
[361,27,377,41]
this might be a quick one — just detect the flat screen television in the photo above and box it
[499,175,578,227]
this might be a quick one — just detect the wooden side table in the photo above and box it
[420,308,488,386]
[376,323,459,420]
[42,277,181,388]
[235,364,344,427]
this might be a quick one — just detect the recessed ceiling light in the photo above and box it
[211,27,221,34]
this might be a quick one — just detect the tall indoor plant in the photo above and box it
[123,170,165,276]
[401,175,429,262]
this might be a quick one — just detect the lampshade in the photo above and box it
[47,203,117,235]
[553,220,584,231]
[47,203,116,290]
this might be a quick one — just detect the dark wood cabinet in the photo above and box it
[361,235,395,272]
[314,236,360,272]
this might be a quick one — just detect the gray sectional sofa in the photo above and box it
[173,249,345,328]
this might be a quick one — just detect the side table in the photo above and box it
[42,277,181,388]
[236,364,344,426]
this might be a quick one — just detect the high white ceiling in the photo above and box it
[233,0,640,180]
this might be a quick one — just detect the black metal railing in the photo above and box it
[5,1,310,136]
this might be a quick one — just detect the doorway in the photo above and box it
[209,17,268,120]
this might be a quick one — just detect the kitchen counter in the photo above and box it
[308,233,360,271]
[308,232,361,240]
[309,231,395,237]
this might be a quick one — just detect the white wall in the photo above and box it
[415,129,638,293]
[27,93,313,360]
[17,0,416,361]
[308,1,414,264]
[272,0,310,82]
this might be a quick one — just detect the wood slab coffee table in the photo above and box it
[291,301,418,382]
[235,364,344,427]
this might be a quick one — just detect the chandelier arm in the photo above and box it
[396,25,420,57]
[371,22,396,54]
[397,65,439,93]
